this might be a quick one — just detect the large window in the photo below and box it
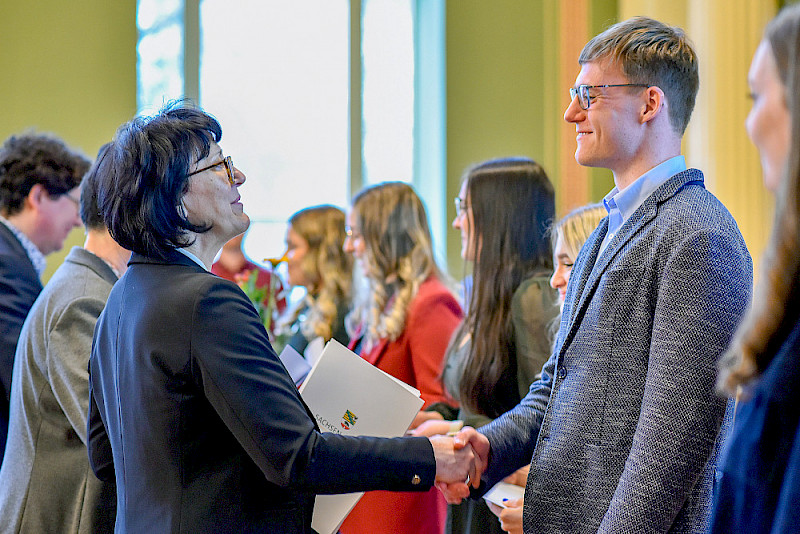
[137,0,445,266]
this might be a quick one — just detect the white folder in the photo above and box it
[298,339,424,534]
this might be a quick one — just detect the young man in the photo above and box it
[448,17,753,533]
[0,132,89,461]
[0,144,126,533]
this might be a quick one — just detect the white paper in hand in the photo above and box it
[304,336,325,367]
[483,481,525,508]
[277,344,311,386]
[299,339,423,534]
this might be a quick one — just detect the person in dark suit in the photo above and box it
[0,133,89,462]
[87,103,480,533]
[0,143,124,533]
[443,17,753,533]
[711,4,800,532]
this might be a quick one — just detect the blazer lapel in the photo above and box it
[558,169,705,355]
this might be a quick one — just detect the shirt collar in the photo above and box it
[176,247,209,271]
[603,155,687,221]
[0,216,46,277]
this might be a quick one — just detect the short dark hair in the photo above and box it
[579,16,699,135]
[0,132,90,216]
[80,143,114,230]
[99,101,222,259]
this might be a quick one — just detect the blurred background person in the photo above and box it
[340,181,463,534]
[211,231,286,333]
[88,104,477,533]
[488,202,605,534]
[0,132,89,462]
[548,204,606,309]
[711,4,800,532]
[412,157,558,534]
[274,204,352,355]
[0,143,125,533]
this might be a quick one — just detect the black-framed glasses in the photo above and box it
[569,84,650,110]
[188,155,235,185]
[454,196,469,216]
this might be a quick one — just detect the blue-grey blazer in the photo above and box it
[479,169,753,533]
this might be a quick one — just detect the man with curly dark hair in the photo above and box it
[0,132,89,461]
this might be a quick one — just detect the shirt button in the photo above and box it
[411,475,421,485]
[557,367,567,379]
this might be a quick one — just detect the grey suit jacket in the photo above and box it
[0,247,116,533]
[479,169,753,533]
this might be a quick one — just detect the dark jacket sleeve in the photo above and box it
[87,375,115,481]
[190,280,436,494]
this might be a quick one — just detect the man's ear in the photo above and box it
[641,86,666,124]
[25,183,48,212]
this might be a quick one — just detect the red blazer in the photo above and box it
[341,275,462,534]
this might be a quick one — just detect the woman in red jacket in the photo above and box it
[341,181,463,534]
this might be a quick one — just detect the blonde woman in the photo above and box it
[340,181,463,534]
[490,202,604,534]
[548,203,606,307]
[276,205,352,354]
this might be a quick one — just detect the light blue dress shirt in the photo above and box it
[597,155,688,258]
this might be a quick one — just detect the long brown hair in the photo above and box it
[278,205,352,342]
[719,4,800,393]
[347,182,444,349]
[452,157,555,417]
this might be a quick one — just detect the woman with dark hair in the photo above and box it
[85,103,479,533]
[710,4,800,532]
[413,157,558,534]
[276,204,352,354]
[339,181,463,534]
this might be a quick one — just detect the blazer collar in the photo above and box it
[64,246,119,285]
[128,249,206,272]
[559,168,705,353]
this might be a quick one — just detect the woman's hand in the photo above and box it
[488,497,524,534]
[408,409,443,430]
[503,464,529,487]
[409,419,460,437]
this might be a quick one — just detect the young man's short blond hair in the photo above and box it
[579,16,698,135]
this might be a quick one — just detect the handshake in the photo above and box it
[428,427,490,504]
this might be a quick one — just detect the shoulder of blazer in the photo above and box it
[0,223,39,283]
[649,168,706,205]
[411,276,461,314]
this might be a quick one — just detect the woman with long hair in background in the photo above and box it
[339,181,463,534]
[711,4,800,531]
[414,157,559,534]
[275,204,352,354]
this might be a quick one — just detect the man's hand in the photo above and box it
[429,434,482,486]
[453,426,490,468]
[430,427,491,504]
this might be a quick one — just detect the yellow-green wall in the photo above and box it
[0,0,137,280]
[1,0,773,280]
